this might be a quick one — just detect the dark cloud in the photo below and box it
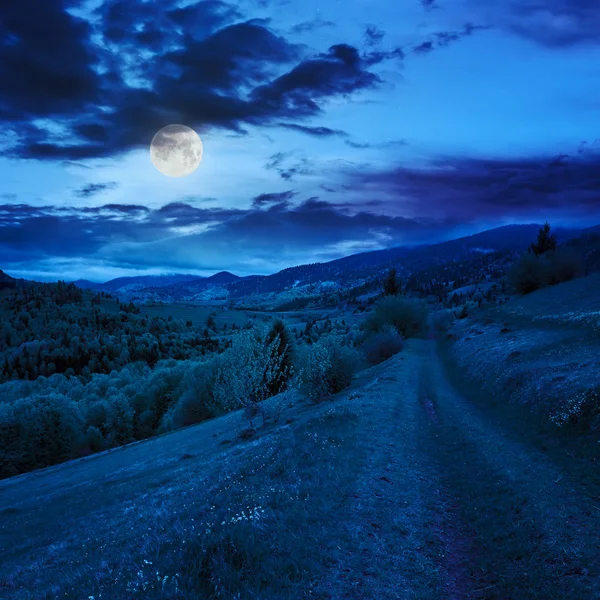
[251,44,381,119]
[498,0,600,48]
[414,41,434,54]
[0,0,99,120]
[344,148,600,221]
[277,123,348,137]
[3,143,600,275]
[74,182,119,198]
[364,25,385,46]
[3,1,391,161]
[290,18,336,35]
[264,152,315,181]
[413,23,489,54]
[363,47,405,66]
[0,198,435,275]
[252,190,297,208]
[345,139,407,150]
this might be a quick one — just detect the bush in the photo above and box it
[0,393,84,477]
[161,361,218,430]
[364,295,429,339]
[299,335,361,403]
[547,247,584,285]
[361,325,403,365]
[210,330,293,418]
[508,253,550,294]
[509,248,584,294]
[432,310,455,332]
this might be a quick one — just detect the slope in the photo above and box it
[2,334,600,598]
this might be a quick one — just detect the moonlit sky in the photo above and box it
[1,0,600,281]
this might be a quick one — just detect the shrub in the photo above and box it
[547,247,584,285]
[161,360,218,430]
[299,335,361,403]
[210,330,293,419]
[104,393,135,447]
[508,253,550,294]
[364,295,429,338]
[432,310,455,332]
[361,325,403,365]
[0,393,84,476]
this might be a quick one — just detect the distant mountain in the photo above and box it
[67,223,598,308]
[0,269,16,290]
[72,274,205,292]
[205,271,240,284]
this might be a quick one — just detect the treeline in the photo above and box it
[508,223,585,294]
[0,319,357,478]
[0,295,430,479]
[0,281,221,383]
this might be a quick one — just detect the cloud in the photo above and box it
[2,1,392,162]
[498,0,600,48]
[364,25,385,46]
[343,147,600,221]
[277,123,348,137]
[252,190,297,207]
[363,47,405,66]
[0,0,100,120]
[265,152,316,181]
[345,139,407,150]
[413,23,490,54]
[290,18,336,35]
[2,143,599,277]
[251,44,381,118]
[74,182,119,198]
[0,198,440,276]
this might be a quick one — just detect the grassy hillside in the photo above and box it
[445,273,600,435]
[4,337,600,599]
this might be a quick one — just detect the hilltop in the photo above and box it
[54,223,600,308]
[446,272,600,437]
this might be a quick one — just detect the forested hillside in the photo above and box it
[0,281,218,383]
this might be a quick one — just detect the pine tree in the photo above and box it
[383,267,400,296]
[265,319,294,396]
[529,222,557,256]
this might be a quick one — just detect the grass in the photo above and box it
[419,340,600,600]
[446,274,600,437]
[0,350,446,600]
[0,381,365,599]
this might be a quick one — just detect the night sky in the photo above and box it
[1,0,600,281]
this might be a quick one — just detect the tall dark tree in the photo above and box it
[383,267,400,296]
[265,319,294,396]
[529,222,557,256]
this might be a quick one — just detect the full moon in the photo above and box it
[150,124,203,178]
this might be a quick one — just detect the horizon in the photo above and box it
[1,0,600,281]
[3,219,589,284]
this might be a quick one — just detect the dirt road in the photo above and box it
[330,338,600,599]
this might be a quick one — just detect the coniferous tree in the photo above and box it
[383,267,400,296]
[529,222,557,256]
[265,319,294,396]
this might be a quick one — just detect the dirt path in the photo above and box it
[315,337,600,599]
[412,338,600,599]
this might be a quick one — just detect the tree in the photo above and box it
[265,319,295,396]
[383,267,400,296]
[529,222,557,256]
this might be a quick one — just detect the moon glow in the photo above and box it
[150,124,203,178]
